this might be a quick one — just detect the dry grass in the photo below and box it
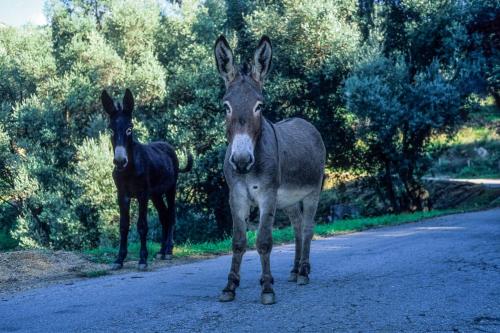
[0,250,108,293]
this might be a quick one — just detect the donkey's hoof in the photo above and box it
[219,291,235,302]
[288,272,298,282]
[110,263,123,270]
[137,263,148,271]
[156,253,173,260]
[297,275,309,285]
[261,292,276,305]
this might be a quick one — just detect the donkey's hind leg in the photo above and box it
[297,191,320,285]
[151,194,173,260]
[283,203,303,282]
[137,193,149,271]
[164,188,176,257]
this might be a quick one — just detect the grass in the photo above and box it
[431,126,499,148]
[428,139,500,179]
[430,96,499,148]
[455,166,500,179]
[84,209,462,264]
[428,97,499,179]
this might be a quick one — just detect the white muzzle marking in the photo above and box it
[114,146,128,167]
[230,133,254,171]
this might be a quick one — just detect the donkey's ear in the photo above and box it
[214,35,236,87]
[252,35,272,84]
[101,90,116,116]
[123,89,134,115]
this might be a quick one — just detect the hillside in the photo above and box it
[428,97,499,179]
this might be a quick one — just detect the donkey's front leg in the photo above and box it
[112,193,130,270]
[137,194,149,271]
[220,185,250,302]
[257,192,277,305]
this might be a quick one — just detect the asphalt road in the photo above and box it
[1,209,499,333]
[424,177,500,189]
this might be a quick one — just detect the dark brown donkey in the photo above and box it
[101,89,192,270]
[214,35,326,304]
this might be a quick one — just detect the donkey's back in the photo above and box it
[135,141,179,194]
[143,141,179,173]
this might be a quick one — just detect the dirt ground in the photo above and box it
[0,250,202,295]
[0,250,104,294]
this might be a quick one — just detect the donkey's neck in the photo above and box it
[118,139,140,174]
[254,116,281,184]
[127,139,142,160]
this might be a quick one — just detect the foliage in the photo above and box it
[343,0,494,212]
[245,0,362,167]
[345,53,464,211]
[0,229,17,251]
[72,135,117,247]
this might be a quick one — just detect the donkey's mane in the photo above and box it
[114,102,123,113]
[240,62,252,76]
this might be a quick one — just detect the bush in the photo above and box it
[72,135,118,247]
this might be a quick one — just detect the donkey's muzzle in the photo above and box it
[113,157,128,169]
[230,153,254,174]
[113,146,128,170]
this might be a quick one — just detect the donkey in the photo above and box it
[214,35,326,304]
[101,89,192,270]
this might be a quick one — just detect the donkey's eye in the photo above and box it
[224,102,232,115]
[126,128,132,136]
[254,103,263,113]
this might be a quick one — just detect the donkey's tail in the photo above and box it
[179,152,193,173]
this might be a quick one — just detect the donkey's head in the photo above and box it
[214,35,272,173]
[101,89,135,171]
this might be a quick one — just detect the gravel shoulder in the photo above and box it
[0,249,208,295]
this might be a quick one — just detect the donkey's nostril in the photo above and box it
[114,146,128,169]
[114,158,128,168]
[248,154,255,166]
[231,153,254,173]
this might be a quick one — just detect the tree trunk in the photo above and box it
[382,159,400,213]
[225,0,253,62]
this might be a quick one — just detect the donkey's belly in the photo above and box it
[276,186,314,209]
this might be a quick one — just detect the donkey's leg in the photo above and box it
[256,192,277,305]
[113,193,130,270]
[298,191,320,285]
[151,194,172,260]
[283,203,303,282]
[220,185,250,302]
[137,194,149,271]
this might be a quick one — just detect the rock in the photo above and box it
[473,147,489,159]
[329,204,360,222]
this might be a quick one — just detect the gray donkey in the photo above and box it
[214,35,326,305]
